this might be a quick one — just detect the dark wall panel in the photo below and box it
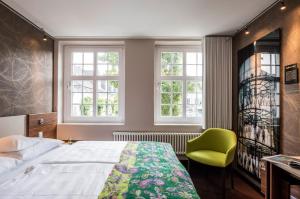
[0,3,54,116]
[233,0,300,196]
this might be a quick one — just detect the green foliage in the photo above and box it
[98,52,119,75]
[160,80,183,117]
[161,52,183,76]
[80,96,93,116]
[187,81,201,93]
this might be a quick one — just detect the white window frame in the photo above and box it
[63,46,125,123]
[154,45,203,125]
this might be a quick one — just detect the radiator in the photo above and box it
[113,131,200,155]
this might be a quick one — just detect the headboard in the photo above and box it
[0,115,27,138]
[27,112,57,138]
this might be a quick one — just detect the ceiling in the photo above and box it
[3,0,277,38]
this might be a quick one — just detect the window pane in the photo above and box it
[261,53,270,65]
[82,93,93,104]
[108,80,119,92]
[97,52,119,76]
[161,93,171,104]
[161,64,172,76]
[161,81,171,92]
[72,65,82,76]
[107,65,119,76]
[83,64,93,76]
[97,93,107,104]
[73,52,83,64]
[172,65,183,76]
[72,81,82,92]
[186,81,202,117]
[161,105,171,116]
[108,93,118,104]
[97,81,107,92]
[186,65,197,76]
[187,105,197,117]
[83,81,93,92]
[187,93,197,105]
[107,104,118,116]
[197,65,203,76]
[172,81,182,92]
[187,81,201,93]
[97,104,106,116]
[72,105,81,116]
[161,52,183,76]
[173,93,182,105]
[197,53,203,64]
[97,64,107,76]
[187,52,197,64]
[72,93,82,104]
[107,52,119,65]
[172,105,182,116]
[161,52,183,64]
[80,105,93,116]
[84,52,93,64]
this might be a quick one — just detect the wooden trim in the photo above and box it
[27,112,57,138]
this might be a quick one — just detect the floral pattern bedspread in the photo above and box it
[99,142,200,199]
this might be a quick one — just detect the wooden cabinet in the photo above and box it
[261,161,266,195]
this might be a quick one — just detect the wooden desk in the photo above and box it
[263,155,300,199]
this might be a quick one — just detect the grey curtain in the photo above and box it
[204,36,232,129]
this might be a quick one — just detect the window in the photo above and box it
[154,46,203,125]
[64,46,125,123]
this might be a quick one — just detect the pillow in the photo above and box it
[0,135,40,152]
[0,157,21,175]
[0,138,64,161]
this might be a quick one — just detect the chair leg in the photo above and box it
[222,168,226,199]
[230,165,234,189]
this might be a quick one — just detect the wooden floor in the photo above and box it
[181,160,264,199]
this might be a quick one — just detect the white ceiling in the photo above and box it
[3,0,277,38]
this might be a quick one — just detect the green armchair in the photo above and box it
[186,128,237,168]
[185,128,237,197]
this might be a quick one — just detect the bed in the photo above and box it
[0,115,200,199]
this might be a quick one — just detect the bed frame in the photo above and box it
[0,112,57,138]
[0,115,27,138]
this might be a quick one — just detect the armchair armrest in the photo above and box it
[225,144,237,166]
[186,134,205,153]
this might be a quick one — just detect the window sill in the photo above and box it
[59,122,124,126]
[154,123,202,127]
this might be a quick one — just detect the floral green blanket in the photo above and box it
[99,142,200,199]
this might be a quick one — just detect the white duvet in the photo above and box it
[42,141,127,164]
[0,141,128,199]
[0,163,114,199]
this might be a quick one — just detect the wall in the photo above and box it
[232,0,300,196]
[57,39,202,140]
[0,3,54,116]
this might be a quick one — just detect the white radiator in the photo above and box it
[113,131,200,155]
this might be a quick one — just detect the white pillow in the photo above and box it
[0,157,21,175]
[0,138,63,161]
[0,135,40,152]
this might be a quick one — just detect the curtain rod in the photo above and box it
[0,0,54,39]
[236,0,281,35]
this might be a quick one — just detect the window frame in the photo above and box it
[63,46,125,123]
[154,45,203,125]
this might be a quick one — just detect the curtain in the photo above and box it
[204,37,232,129]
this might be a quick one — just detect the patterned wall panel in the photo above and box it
[0,3,54,116]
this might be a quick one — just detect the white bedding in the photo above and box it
[42,141,127,164]
[0,163,114,199]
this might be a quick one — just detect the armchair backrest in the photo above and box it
[199,128,237,153]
